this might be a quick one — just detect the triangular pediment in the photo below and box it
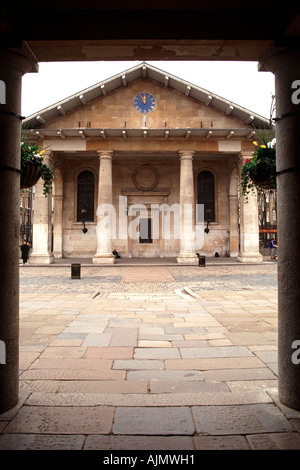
[23,62,270,138]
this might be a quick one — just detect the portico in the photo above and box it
[22,63,267,265]
[0,5,299,415]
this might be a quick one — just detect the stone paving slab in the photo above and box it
[81,333,111,347]
[20,368,126,381]
[126,370,203,381]
[180,345,254,358]
[5,405,114,435]
[113,407,195,435]
[149,380,228,394]
[192,404,294,435]
[134,347,181,359]
[113,359,165,370]
[0,434,85,450]
[57,380,149,394]
[202,368,277,382]
[165,356,266,370]
[2,263,300,450]
[24,390,272,407]
[246,432,300,450]
[193,435,250,450]
[27,357,113,370]
[84,346,134,359]
[84,435,195,450]
[20,379,148,394]
[121,267,175,283]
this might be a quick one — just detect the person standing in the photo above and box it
[20,241,30,264]
[270,238,277,260]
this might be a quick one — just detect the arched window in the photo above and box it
[77,171,95,222]
[197,171,215,222]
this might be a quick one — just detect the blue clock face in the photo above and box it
[133,92,156,114]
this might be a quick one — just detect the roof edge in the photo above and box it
[22,61,271,129]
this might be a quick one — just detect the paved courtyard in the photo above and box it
[1,260,300,450]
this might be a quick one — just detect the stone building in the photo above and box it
[23,62,270,264]
[19,188,34,246]
[258,189,277,255]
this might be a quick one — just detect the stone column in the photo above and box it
[238,152,263,263]
[53,195,63,258]
[177,151,198,264]
[229,166,239,257]
[93,151,115,264]
[229,195,239,256]
[30,150,54,264]
[53,167,63,259]
[0,44,38,412]
[260,48,300,410]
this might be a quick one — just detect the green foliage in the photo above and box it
[241,129,276,197]
[21,142,54,196]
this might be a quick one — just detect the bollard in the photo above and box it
[71,263,81,279]
[196,253,206,267]
[199,256,206,267]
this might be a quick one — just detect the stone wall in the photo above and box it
[57,154,233,259]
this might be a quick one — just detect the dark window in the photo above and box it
[197,171,215,222]
[139,218,153,243]
[77,171,95,222]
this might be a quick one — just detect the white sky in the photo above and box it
[21,60,275,120]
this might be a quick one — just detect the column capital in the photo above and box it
[178,150,195,160]
[42,149,55,166]
[97,150,114,160]
[259,47,300,73]
[239,151,253,166]
[0,42,39,75]
[239,150,253,157]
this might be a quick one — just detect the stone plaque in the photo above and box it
[133,165,159,191]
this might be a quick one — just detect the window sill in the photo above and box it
[72,222,96,228]
[196,221,219,225]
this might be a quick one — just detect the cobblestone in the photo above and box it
[19,262,278,293]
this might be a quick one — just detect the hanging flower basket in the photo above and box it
[21,142,54,196]
[241,131,276,197]
[20,161,42,188]
[249,159,276,190]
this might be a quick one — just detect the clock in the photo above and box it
[133,92,156,114]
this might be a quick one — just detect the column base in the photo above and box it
[29,254,54,264]
[93,253,115,264]
[230,250,239,257]
[177,253,199,265]
[237,253,263,263]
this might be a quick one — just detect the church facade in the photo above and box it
[23,63,269,264]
